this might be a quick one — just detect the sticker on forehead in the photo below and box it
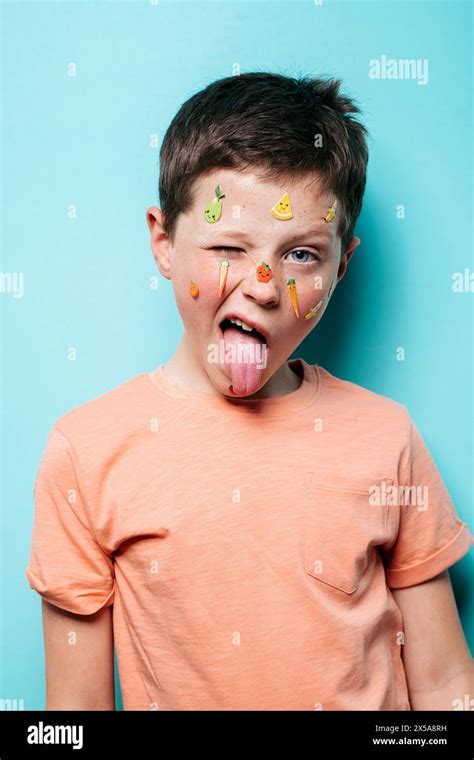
[204,185,225,224]
[218,260,229,298]
[287,278,300,318]
[271,193,293,221]
[256,262,273,282]
[323,199,337,223]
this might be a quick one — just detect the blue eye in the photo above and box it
[287,249,318,264]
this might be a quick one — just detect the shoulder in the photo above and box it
[50,370,156,454]
[313,363,412,445]
[316,364,409,418]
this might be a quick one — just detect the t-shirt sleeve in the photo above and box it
[381,415,474,589]
[25,425,115,614]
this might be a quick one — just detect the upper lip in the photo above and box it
[219,312,272,347]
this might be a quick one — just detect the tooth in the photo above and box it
[230,317,255,332]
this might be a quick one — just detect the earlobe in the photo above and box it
[155,249,172,280]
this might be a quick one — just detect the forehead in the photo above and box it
[185,168,338,242]
[191,167,331,206]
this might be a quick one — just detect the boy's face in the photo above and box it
[147,169,360,397]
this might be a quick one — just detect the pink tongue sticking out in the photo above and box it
[222,325,265,396]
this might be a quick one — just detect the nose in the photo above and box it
[240,263,280,307]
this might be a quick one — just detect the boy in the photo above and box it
[26,73,474,711]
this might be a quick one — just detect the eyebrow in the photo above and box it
[201,224,333,245]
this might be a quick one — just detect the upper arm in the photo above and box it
[26,425,117,708]
[392,570,473,700]
[42,599,115,710]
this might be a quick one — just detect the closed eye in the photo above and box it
[207,246,243,253]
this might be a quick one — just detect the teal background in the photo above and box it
[1,0,472,710]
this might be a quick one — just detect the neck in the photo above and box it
[163,332,302,399]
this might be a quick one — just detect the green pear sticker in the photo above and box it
[204,185,225,223]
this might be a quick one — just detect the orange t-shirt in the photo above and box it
[26,358,474,710]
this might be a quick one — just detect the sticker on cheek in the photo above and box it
[287,278,300,318]
[189,281,199,299]
[256,261,273,282]
[271,193,293,221]
[304,300,323,320]
[323,199,337,223]
[218,260,230,297]
[204,185,225,224]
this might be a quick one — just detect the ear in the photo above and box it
[336,236,361,282]
[146,206,173,280]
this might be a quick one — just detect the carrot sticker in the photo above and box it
[323,199,337,223]
[271,193,293,221]
[218,260,229,297]
[189,281,199,299]
[304,300,323,320]
[256,262,272,282]
[287,278,300,318]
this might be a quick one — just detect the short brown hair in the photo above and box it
[158,72,369,253]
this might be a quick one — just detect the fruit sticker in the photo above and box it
[189,281,199,299]
[271,193,293,221]
[204,185,225,224]
[256,261,273,283]
[323,199,337,223]
[287,278,300,318]
[218,259,229,297]
[304,300,323,320]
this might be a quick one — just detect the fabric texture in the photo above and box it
[26,358,474,710]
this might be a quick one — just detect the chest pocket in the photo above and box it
[305,475,393,595]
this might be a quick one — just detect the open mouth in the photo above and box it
[219,318,268,345]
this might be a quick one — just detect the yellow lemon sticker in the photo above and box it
[271,193,293,221]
